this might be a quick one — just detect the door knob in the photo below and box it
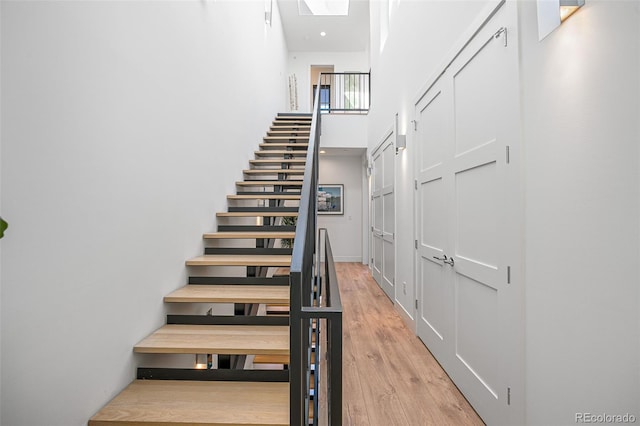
[433,254,455,266]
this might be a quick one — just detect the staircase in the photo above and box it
[90,113,312,426]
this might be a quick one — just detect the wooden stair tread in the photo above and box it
[186,254,291,266]
[89,380,289,426]
[236,181,303,186]
[270,126,311,131]
[227,194,301,200]
[255,150,308,156]
[134,324,289,355]
[253,351,315,366]
[253,354,290,365]
[267,131,310,135]
[259,143,309,148]
[203,231,295,239]
[165,285,289,304]
[250,159,306,164]
[264,136,309,141]
[217,211,298,217]
[243,169,305,175]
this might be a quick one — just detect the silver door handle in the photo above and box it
[433,254,455,266]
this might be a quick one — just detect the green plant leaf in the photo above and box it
[0,216,7,239]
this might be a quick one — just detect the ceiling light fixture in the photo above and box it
[320,31,327,37]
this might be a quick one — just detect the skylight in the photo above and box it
[298,0,349,16]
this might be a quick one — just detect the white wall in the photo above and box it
[367,0,492,324]
[287,51,369,111]
[0,1,288,425]
[321,114,368,149]
[519,1,640,423]
[318,154,364,262]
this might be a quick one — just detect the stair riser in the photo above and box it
[204,248,292,255]
[136,368,289,382]
[228,207,298,212]
[217,225,295,232]
[167,315,289,326]
[188,276,289,285]
[234,191,301,196]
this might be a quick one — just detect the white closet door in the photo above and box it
[371,131,395,300]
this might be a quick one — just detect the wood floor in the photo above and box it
[336,262,484,426]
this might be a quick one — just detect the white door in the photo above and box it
[415,81,453,367]
[415,5,522,425]
[371,132,395,300]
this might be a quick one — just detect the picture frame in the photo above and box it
[317,184,344,215]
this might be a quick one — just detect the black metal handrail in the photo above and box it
[315,72,370,114]
[290,81,343,425]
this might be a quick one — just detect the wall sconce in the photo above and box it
[559,0,584,21]
[537,0,584,40]
[396,134,406,155]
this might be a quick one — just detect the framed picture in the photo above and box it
[318,184,344,215]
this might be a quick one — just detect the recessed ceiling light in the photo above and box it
[320,31,326,37]
[319,150,326,154]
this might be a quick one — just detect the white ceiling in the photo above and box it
[276,0,370,52]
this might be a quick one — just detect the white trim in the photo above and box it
[394,302,415,331]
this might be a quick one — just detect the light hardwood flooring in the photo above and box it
[336,262,484,426]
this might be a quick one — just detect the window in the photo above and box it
[313,84,331,112]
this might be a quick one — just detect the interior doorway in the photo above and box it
[310,65,333,111]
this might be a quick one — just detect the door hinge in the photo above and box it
[507,266,511,284]
[371,257,373,264]
[371,226,374,232]
[411,120,418,131]
[414,179,418,190]
[415,239,418,249]
[415,299,418,310]
[507,387,511,405]
[506,146,510,164]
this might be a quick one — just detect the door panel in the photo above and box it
[371,148,383,284]
[455,159,498,267]
[419,91,447,172]
[453,35,500,157]
[455,273,499,397]
[374,196,383,233]
[373,234,383,282]
[373,152,383,192]
[419,256,446,339]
